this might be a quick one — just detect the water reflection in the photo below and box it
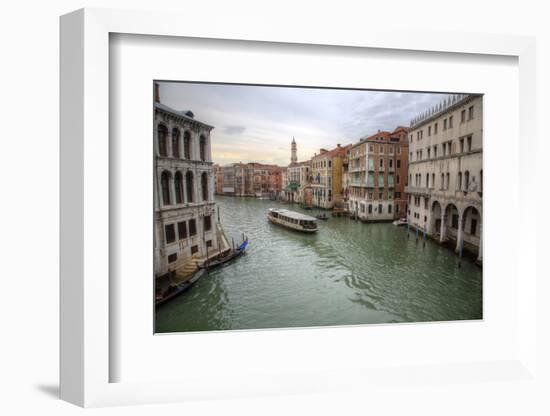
[156,196,482,332]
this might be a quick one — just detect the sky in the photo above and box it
[158,82,459,166]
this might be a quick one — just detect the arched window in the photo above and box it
[158,124,168,157]
[441,173,444,190]
[464,170,470,192]
[172,128,180,158]
[378,204,383,213]
[446,173,450,190]
[161,171,171,205]
[457,172,462,191]
[174,171,184,204]
[184,131,192,159]
[426,173,429,188]
[200,135,207,162]
[185,171,194,203]
[201,172,208,201]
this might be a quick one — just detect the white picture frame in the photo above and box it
[60,8,539,408]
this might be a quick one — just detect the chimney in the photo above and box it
[337,143,341,147]
[320,148,327,154]
[154,82,160,103]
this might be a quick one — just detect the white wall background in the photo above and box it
[0,0,548,415]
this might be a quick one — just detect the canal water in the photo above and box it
[155,196,482,333]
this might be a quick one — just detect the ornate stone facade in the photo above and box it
[154,94,226,278]
[406,94,482,261]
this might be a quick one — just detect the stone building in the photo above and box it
[154,85,228,279]
[214,163,224,195]
[406,94,482,261]
[283,138,311,203]
[347,127,409,221]
[310,144,350,209]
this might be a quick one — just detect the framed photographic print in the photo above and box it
[60,7,539,409]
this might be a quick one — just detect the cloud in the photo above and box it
[157,82,462,166]
[223,125,246,135]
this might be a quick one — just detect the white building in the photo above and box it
[406,94,483,262]
[154,85,228,279]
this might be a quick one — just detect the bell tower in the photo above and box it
[291,137,297,164]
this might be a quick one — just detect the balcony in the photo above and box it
[405,186,431,196]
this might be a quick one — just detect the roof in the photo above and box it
[269,208,317,221]
[154,101,214,129]
[312,144,351,159]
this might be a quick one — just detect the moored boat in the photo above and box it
[315,213,328,221]
[392,217,408,227]
[155,268,206,307]
[267,208,318,233]
[201,239,248,270]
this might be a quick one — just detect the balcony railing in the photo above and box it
[405,186,431,196]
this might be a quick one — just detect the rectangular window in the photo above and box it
[434,123,438,134]
[397,160,401,169]
[380,145,384,154]
[189,219,197,236]
[467,136,472,152]
[177,221,187,239]
[191,245,199,255]
[468,105,474,120]
[168,253,177,263]
[434,145,437,158]
[452,214,459,229]
[367,173,374,187]
[460,138,464,153]
[204,215,212,231]
[206,240,213,248]
[449,115,453,128]
[396,175,400,185]
[461,109,466,122]
[165,224,175,244]
[378,174,384,187]
[427,148,431,159]
[379,159,384,169]
[428,126,431,136]
[443,119,447,130]
[470,219,477,235]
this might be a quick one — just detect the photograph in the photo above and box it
[153,81,483,333]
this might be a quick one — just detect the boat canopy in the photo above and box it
[269,208,317,222]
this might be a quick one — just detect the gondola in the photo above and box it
[201,239,248,270]
[155,268,206,307]
[315,213,328,221]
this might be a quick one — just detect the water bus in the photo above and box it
[267,208,318,233]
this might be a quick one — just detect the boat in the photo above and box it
[315,213,329,221]
[155,268,206,307]
[201,239,248,270]
[392,217,408,226]
[267,208,318,233]
[299,204,312,210]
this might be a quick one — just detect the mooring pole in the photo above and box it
[458,238,463,268]
[423,224,427,249]
[415,224,419,244]
[407,220,410,239]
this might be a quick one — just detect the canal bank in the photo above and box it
[156,196,482,333]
